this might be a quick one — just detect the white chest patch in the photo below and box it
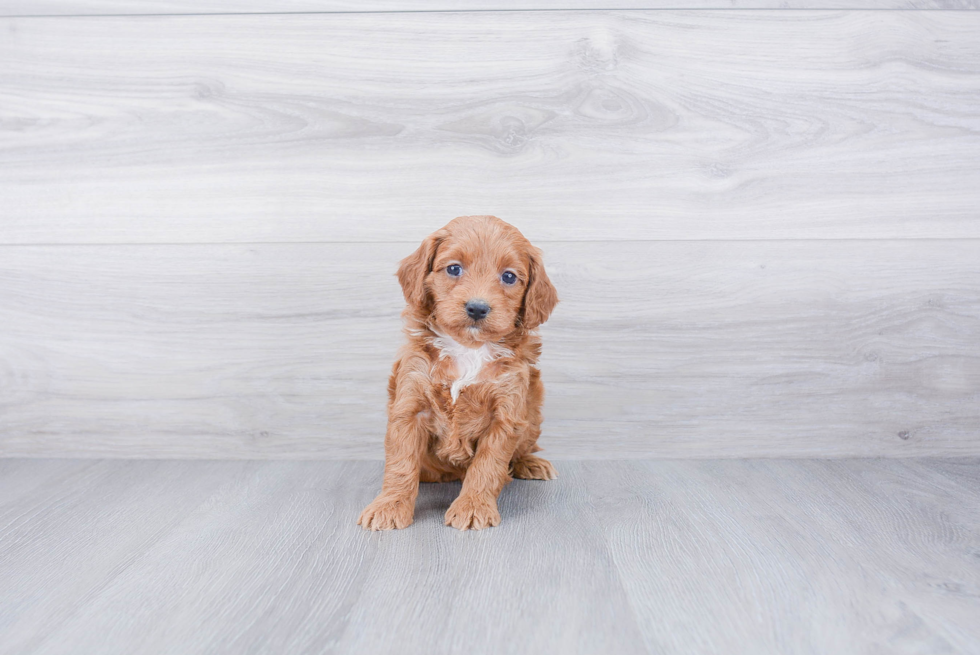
[430,331,512,403]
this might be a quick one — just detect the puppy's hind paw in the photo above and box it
[511,455,557,481]
[357,496,414,530]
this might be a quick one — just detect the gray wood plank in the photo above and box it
[330,463,647,655]
[0,459,978,654]
[1,240,977,459]
[0,458,95,511]
[2,1,977,16]
[2,11,979,243]
[0,460,648,655]
[4,461,386,655]
[592,458,980,654]
[0,460,256,654]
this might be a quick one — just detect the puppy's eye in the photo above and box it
[446,264,462,277]
[501,271,517,285]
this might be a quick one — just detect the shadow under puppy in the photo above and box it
[358,215,559,531]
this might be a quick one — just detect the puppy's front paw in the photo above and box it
[358,496,414,530]
[445,495,500,531]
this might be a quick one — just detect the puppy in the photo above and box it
[358,215,559,531]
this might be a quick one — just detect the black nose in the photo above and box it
[465,300,491,321]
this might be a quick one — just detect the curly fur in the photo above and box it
[358,215,559,531]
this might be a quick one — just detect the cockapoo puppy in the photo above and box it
[358,215,559,531]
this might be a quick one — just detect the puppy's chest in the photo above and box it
[429,335,511,400]
[425,336,511,434]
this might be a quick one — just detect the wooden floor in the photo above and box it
[2,458,978,655]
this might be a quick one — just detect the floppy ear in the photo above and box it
[397,229,446,309]
[520,248,559,330]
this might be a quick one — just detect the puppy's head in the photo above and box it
[398,215,558,346]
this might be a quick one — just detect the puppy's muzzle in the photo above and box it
[465,299,491,322]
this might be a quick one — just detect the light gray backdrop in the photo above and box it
[1,2,978,458]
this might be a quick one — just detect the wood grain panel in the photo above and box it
[2,0,977,16]
[2,11,979,243]
[1,240,977,458]
[1,459,978,654]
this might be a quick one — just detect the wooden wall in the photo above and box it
[1,3,978,458]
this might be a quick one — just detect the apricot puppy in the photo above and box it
[358,215,559,531]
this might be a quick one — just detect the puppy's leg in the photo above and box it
[510,371,557,481]
[358,399,429,531]
[444,422,520,531]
